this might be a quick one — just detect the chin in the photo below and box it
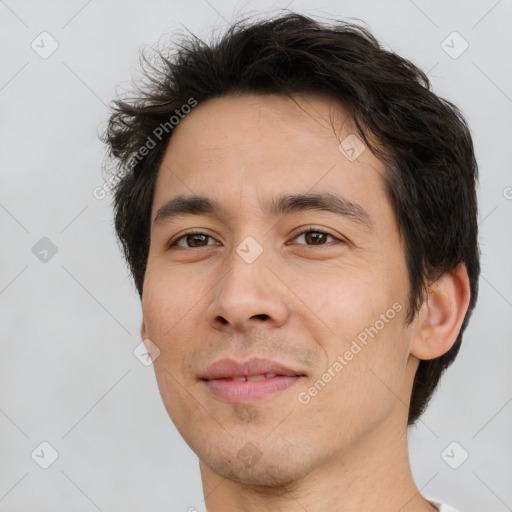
[198,439,315,488]
[206,458,307,488]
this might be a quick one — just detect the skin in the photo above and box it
[140,93,471,511]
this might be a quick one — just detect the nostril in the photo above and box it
[252,314,270,320]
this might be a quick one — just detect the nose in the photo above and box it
[206,249,290,333]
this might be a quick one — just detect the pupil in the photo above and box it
[307,232,325,245]
[189,234,207,247]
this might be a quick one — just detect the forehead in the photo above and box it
[152,93,389,222]
[166,92,361,155]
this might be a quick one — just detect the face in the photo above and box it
[141,93,417,486]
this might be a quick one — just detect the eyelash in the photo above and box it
[167,226,345,249]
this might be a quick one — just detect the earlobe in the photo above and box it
[410,264,471,361]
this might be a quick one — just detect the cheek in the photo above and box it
[142,264,202,338]
[141,285,193,397]
[143,276,202,420]
[289,263,393,336]
[302,268,409,414]
[308,317,409,443]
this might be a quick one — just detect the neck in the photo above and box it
[199,403,436,512]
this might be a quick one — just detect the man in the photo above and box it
[102,11,479,511]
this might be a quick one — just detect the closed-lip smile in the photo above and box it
[200,357,307,403]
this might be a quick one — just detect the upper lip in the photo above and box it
[200,357,307,380]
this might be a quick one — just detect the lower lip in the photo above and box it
[203,376,303,403]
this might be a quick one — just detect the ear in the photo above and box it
[140,320,155,357]
[410,264,471,360]
[140,318,148,342]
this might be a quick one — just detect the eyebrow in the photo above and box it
[153,192,372,230]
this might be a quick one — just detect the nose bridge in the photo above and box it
[207,234,289,331]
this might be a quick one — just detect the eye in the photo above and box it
[168,230,218,249]
[289,227,343,247]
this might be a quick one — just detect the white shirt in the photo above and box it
[427,498,460,511]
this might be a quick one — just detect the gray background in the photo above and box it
[1,0,511,510]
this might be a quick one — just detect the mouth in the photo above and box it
[200,357,307,403]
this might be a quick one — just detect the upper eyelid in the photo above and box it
[289,226,341,242]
